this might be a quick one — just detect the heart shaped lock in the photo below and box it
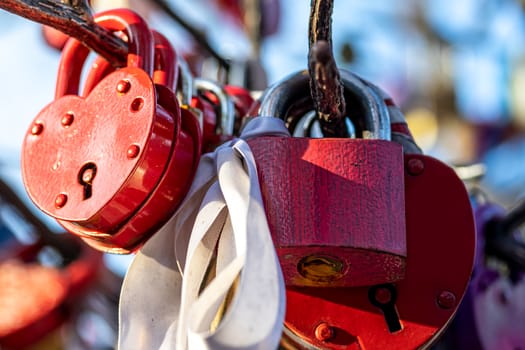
[21,9,195,253]
[67,31,201,252]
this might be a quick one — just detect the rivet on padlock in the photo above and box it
[248,69,406,288]
[22,9,199,253]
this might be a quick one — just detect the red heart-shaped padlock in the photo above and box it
[22,9,199,253]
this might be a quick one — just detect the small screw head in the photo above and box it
[374,286,392,304]
[61,112,74,127]
[31,122,44,135]
[315,322,335,342]
[127,145,140,159]
[407,158,425,176]
[54,193,68,208]
[116,80,131,94]
[437,291,456,309]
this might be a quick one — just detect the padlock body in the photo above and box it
[60,86,202,254]
[248,137,406,287]
[280,154,476,349]
[22,67,173,233]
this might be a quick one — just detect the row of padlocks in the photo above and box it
[0,1,524,349]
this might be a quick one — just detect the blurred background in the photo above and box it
[0,0,525,348]
[2,0,525,205]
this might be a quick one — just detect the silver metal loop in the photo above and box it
[293,111,357,138]
[177,57,194,107]
[195,78,235,137]
[258,69,391,140]
[293,111,318,137]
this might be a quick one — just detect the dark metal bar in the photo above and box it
[0,0,127,66]
[308,0,347,137]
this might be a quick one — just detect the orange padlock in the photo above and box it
[22,9,199,253]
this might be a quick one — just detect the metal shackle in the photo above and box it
[151,30,179,90]
[292,110,357,138]
[55,8,154,99]
[258,69,391,140]
[195,78,235,137]
[176,57,194,107]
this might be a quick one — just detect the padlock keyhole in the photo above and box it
[78,163,97,200]
[368,284,403,333]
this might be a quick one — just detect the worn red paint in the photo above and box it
[21,10,201,253]
[249,137,407,287]
[278,154,475,349]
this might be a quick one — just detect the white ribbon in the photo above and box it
[118,117,288,350]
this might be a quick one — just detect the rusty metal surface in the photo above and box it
[0,0,127,66]
[308,0,346,137]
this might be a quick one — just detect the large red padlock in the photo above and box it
[22,9,199,253]
[62,26,201,253]
[250,70,406,288]
[249,70,475,348]
[279,154,475,349]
